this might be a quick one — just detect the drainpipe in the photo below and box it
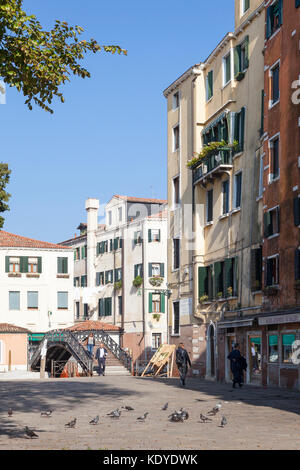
[86,198,99,318]
[138,221,145,359]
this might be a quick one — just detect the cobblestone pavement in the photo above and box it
[0,375,300,450]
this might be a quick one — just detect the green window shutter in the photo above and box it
[105,271,108,284]
[114,238,118,251]
[240,107,245,151]
[234,45,241,77]
[134,232,137,245]
[37,257,42,273]
[148,263,152,277]
[148,229,152,243]
[20,257,29,273]
[149,293,153,313]
[224,258,233,296]
[74,250,76,261]
[245,0,250,10]
[234,257,239,297]
[96,272,100,286]
[161,293,165,313]
[96,243,99,255]
[244,36,249,69]
[214,262,222,299]
[266,6,272,38]
[207,70,213,100]
[5,256,9,273]
[278,0,283,26]
[134,265,138,278]
[260,90,264,135]
[198,267,208,299]
[99,299,104,316]
[294,198,300,226]
[264,211,272,238]
[160,263,165,277]
[107,298,112,316]
[57,257,62,273]
[158,230,161,242]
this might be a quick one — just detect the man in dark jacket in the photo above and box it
[95,343,108,376]
[227,343,245,388]
[176,343,192,387]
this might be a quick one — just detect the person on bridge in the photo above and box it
[95,342,108,376]
[87,333,95,357]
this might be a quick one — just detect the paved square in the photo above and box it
[0,376,300,450]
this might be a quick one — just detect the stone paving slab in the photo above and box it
[0,375,299,450]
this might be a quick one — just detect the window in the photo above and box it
[97,241,108,255]
[223,53,231,86]
[250,247,262,291]
[9,291,20,310]
[152,333,162,350]
[27,291,38,309]
[198,266,213,301]
[266,0,283,39]
[9,257,20,273]
[266,256,279,286]
[149,293,165,313]
[28,257,38,273]
[134,264,143,278]
[295,248,300,281]
[172,92,180,110]
[173,125,180,151]
[206,70,213,101]
[173,176,180,207]
[222,180,230,215]
[148,229,160,243]
[81,245,87,259]
[114,268,122,282]
[74,277,80,287]
[241,0,250,15]
[57,291,68,309]
[173,238,180,270]
[134,230,143,245]
[264,207,280,238]
[271,63,280,105]
[206,189,213,222]
[282,334,296,364]
[105,270,113,284]
[234,108,246,151]
[75,302,80,319]
[234,172,242,209]
[214,258,238,299]
[270,136,280,180]
[57,257,68,274]
[293,197,300,226]
[108,211,112,225]
[96,272,105,286]
[104,298,112,316]
[149,263,164,278]
[83,304,89,318]
[75,247,80,261]
[173,302,180,335]
[268,335,279,363]
[118,207,122,222]
[234,37,249,78]
[81,275,87,287]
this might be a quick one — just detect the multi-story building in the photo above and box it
[254,0,300,389]
[164,0,265,382]
[0,230,74,370]
[61,196,168,368]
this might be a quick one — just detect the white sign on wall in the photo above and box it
[180,298,192,316]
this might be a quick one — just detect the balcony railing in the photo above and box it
[193,149,233,185]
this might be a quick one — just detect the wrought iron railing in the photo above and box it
[193,149,232,184]
[29,329,94,375]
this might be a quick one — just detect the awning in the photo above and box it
[28,333,45,342]
[201,112,227,135]
[218,318,254,329]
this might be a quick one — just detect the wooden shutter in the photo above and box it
[266,6,272,38]
[234,45,241,77]
[278,0,283,26]
[161,293,165,313]
[149,293,153,313]
[207,70,213,99]
[198,266,208,299]
[5,256,9,273]
[214,262,222,298]
[37,257,42,274]
[20,256,29,273]
[148,263,153,277]
[105,271,108,284]
[99,299,104,316]
[57,257,62,273]
[96,272,100,286]
[234,257,239,296]
[134,265,138,278]
[148,229,152,243]
[264,211,271,238]
[160,263,165,277]
[240,107,245,151]
[260,90,264,135]
[224,258,233,296]
[244,36,249,69]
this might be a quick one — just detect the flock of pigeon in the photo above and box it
[7,401,227,440]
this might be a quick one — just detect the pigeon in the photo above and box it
[137,412,149,422]
[89,415,99,425]
[207,403,222,416]
[220,416,227,428]
[8,408,13,417]
[25,426,38,439]
[41,410,52,417]
[199,413,212,423]
[162,402,168,411]
[65,418,76,428]
[122,406,134,411]
[178,408,189,420]
[169,411,185,423]
[107,409,121,419]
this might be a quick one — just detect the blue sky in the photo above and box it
[1,0,234,243]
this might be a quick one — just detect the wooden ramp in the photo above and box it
[141,344,176,378]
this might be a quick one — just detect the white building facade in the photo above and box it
[61,196,168,367]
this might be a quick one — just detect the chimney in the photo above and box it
[85,198,99,292]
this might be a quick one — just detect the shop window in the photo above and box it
[268,335,279,363]
[282,334,296,364]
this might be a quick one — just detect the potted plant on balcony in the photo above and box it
[199,294,209,304]
[216,292,224,300]
[187,140,239,169]
[152,313,161,322]
[149,277,163,287]
[132,275,143,288]
[227,286,233,298]
[114,280,122,291]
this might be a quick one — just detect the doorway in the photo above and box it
[248,335,262,384]
[225,335,236,382]
[206,323,216,379]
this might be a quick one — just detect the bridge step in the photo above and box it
[93,365,131,376]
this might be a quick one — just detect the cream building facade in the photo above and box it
[164,0,265,381]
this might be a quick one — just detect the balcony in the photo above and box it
[192,149,233,186]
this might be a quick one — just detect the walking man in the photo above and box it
[175,343,191,387]
[95,342,108,376]
[227,343,244,388]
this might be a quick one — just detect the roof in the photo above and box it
[113,195,167,205]
[0,323,31,333]
[0,230,72,250]
[65,321,121,332]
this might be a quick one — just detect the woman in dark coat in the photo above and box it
[227,343,244,388]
